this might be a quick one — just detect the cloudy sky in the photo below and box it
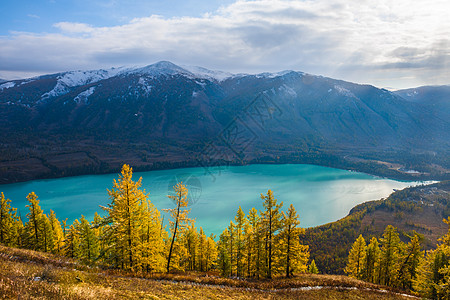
[0,0,449,89]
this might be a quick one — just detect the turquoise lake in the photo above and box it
[0,164,424,236]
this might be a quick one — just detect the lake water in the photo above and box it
[0,164,423,236]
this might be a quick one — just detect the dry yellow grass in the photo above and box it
[0,245,417,300]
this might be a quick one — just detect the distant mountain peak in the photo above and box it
[132,61,192,77]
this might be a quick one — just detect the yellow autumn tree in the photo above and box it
[260,189,283,279]
[0,192,18,246]
[48,210,64,254]
[345,234,367,279]
[278,204,309,277]
[165,182,191,272]
[103,164,162,271]
[24,192,45,251]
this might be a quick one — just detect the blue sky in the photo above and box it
[0,1,234,35]
[1,0,449,89]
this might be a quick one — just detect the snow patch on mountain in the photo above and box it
[334,85,357,98]
[74,87,96,104]
[138,77,152,95]
[255,70,298,79]
[41,67,127,99]
[0,82,15,90]
[278,84,297,97]
[182,65,234,82]
[73,86,95,104]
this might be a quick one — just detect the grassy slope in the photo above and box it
[301,181,450,274]
[0,245,416,300]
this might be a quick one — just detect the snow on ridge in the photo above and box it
[182,65,234,82]
[255,70,298,79]
[41,67,128,100]
[73,87,96,104]
[0,82,16,90]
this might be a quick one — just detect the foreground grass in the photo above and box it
[0,245,417,299]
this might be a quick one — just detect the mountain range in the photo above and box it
[0,61,449,183]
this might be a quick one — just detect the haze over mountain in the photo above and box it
[0,61,449,183]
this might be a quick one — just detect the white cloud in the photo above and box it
[53,22,95,34]
[1,0,449,89]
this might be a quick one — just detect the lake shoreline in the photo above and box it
[0,163,427,236]
[1,153,446,186]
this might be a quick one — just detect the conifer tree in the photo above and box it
[234,206,246,277]
[414,217,450,299]
[308,259,319,274]
[184,221,198,271]
[92,212,105,259]
[379,225,402,286]
[218,228,231,276]
[396,233,422,289]
[363,237,381,283]
[204,235,218,272]
[247,207,262,278]
[24,192,44,251]
[228,220,235,276]
[48,210,64,254]
[0,192,17,246]
[139,199,165,272]
[260,189,283,279]
[41,214,55,253]
[64,220,81,258]
[198,227,207,271]
[103,164,149,270]
[345,234,367,279]
[77,215,99,263]
[166,181,190,272]
[279,204,309,277]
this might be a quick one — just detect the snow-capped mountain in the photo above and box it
[0,61,448,183]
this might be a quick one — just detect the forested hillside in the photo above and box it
[301,181,450,274]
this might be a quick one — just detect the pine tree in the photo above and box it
[64,220,81,258]
[24,192,45,251]
[260,189,283,279]
[363,237,381,283]
[379,225,402,286]
[414,217,450,299]
[308,259,319,274]
[246,207,260,278]
[234,206,246,277]
[0,192,17,246]
[77,215,99,263]
[218,228,231,276]
[165,181,190,272]
[198,227,207,271]
[396,233,422,289]
[279,204,309,277]
[184,221,198,271]
[41,214,55,253]
[345,234,367,279]
[103,164,149,271]
[228,220,235,276]
[139,199,165,272]
[48,210,64,254]
[204,234,218,272]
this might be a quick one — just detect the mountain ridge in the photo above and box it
[0,61,449,184]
